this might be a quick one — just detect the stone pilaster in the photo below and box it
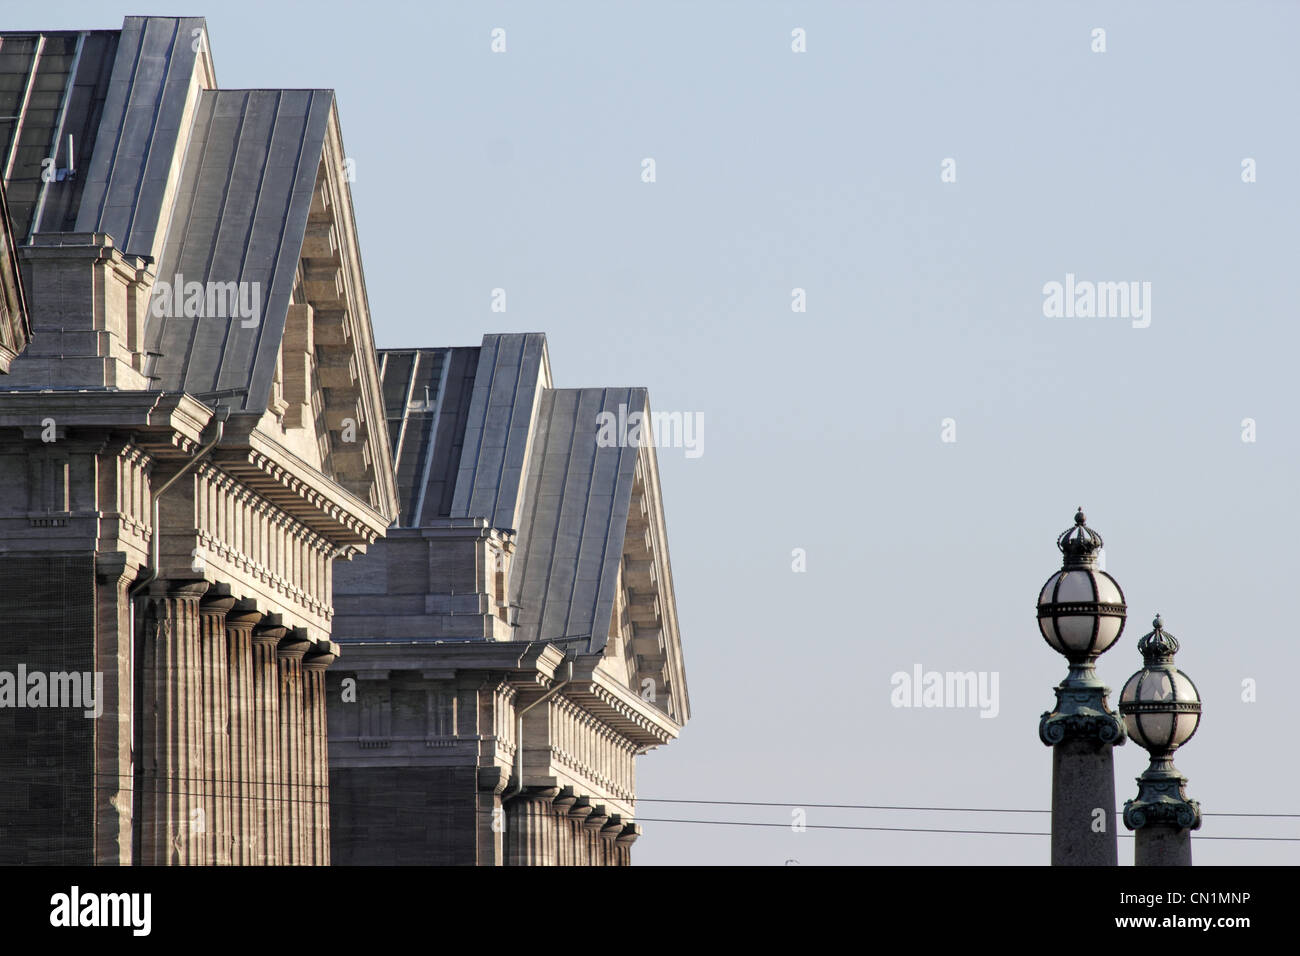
[302,640,337,866]
[199,585,236,865]
[475,768,510,866]
[277,628,311,865]
[140,579,209,865]
[94,551,135,866]
[224,601,261,865]
[251,614,286,865]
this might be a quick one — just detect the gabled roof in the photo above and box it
[509,387,642,653]
[0,16,398,524]
[0,17,215,251]
[375,335,687,701]
[378,333,552,527]
[73,16,216,258]
[143,88,333,413]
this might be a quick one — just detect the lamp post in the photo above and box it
[1037,508,1127,865]
[1120,615,1202,866]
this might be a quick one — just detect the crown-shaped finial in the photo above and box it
[1056,507,1104,568]
[1137,613,1180,663]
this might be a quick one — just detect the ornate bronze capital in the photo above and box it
[1039,682,1126,747]
[1123,769,1202,832]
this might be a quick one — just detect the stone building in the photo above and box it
[0,17,396,864]
[328,333,691,865]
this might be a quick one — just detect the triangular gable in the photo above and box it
[613,401,690,723]
[508,386,689,724]
[138,87,395,515]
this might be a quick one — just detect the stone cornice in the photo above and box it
[327,640,677,746]
[212,416,392,548]
[329,639,566,679]
[569,654,681,747]
[0,391,212,456]
[20,232,152,285]
[383,518,517,544]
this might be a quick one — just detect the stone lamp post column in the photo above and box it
[1037,509,1127,866]
[1120,615,1202,866]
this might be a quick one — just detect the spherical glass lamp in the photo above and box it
[1119,615,1201,756]
[1037,508,1127,677]
[1120,614,1203,835]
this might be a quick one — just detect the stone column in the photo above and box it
[568,796,593,865]
[1135,823,1194,865]
[199,585,236,865]
[584,803,609,867]
[552,787,577,866]
[224,601,261,865]
[250,614,286,865]
[277,628,311,865]
[616,822,640,866]
[302,640,337,866]
[601,813,624,865]
[508,788,560,865]
[1040,677,1125,866]
[140,579,208,865]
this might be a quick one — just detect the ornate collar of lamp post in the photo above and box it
[1119,615,1203,831]
[1037,508,1127,747]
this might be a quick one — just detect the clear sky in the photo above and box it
[13,0,1299,864]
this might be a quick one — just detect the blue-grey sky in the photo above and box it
[16,1,1299,864]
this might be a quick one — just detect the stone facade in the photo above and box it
[0,17,397,864]
[329,336,690,865]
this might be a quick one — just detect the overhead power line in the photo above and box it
[635,797,1300,819]
[4,775,1280,844]
[632,818,1300,842]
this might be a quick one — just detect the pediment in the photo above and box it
[254,102,397,523]
[601,397,690,726]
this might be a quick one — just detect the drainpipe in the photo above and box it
[126,405,228,760]
[504,657,574,806]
